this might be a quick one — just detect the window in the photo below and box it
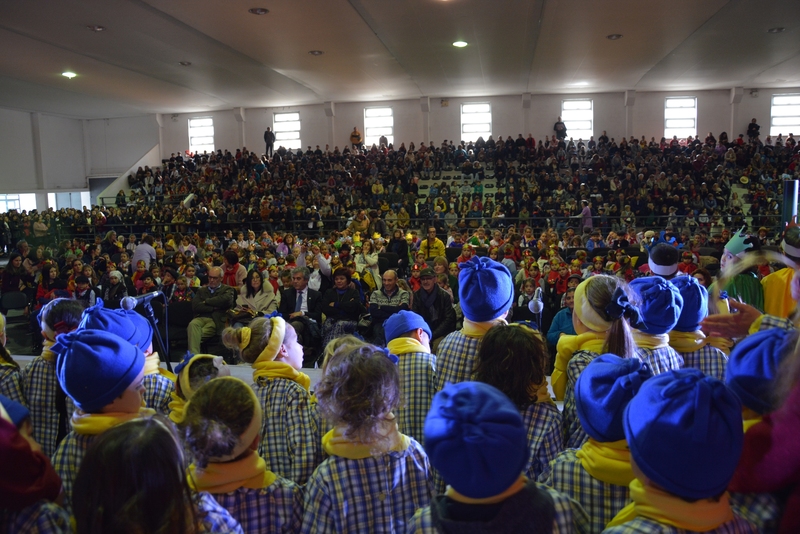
[274,112,301,150]
[561,99,593,142]
[188,117,214,155]
[0,194,20,213]
[664,97,697,140]
[364,107,393,147]
[460,103,491,144]
[770,94,800,137]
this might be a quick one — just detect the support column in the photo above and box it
[233,107,246,149]
[624,90,636,139]
[30,112,45,190]
[155,113,165,161]
[324,102,336,149]
[82,119,92,177]
[522,93,532,136]
[730,87,743,138]
[420,97,431,145]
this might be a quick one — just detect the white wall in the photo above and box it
[86,115,159,175]
[0,108,37,189]
[39,114,86,191]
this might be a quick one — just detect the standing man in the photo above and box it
[278,266,323,366]
[264,127,276,157]
[553,116,568,141]
[350,126,363,151]
[187,266,236,354]
[412,268,456,351]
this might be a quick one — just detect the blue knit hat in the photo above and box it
[424,382,526,498]
[625,368,743,499]
[79,299,153,350]
[53,330,145,413]
[575,354,652,443]
[457,257,514,322]
[670,276,708,332]
[0,394,30,428]
[726,328,795,414]
[383,310,431,342]
[628,276,683,335]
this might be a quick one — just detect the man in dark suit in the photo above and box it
[278,266,323,366]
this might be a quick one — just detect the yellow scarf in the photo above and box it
[252,360,311,391]
[188,451,276,494]
[168,392,187,424]
[445,476,527,505]
[576,439,634,487]
[669,330,732,356]
[386,337,428,355]
[322,417,409,459]
[633,331,670,350]
[552,332,607,400]
[528,381,555,405]
[743,409,763,433]
[71,407,156,435]
[607,478,734,531]
[40,340,57,362]
[144,353,177,381]
[461,317,507,339]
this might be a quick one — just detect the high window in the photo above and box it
[770,94,800,137]
[460,103,491,144]
[364,107,393,147]
[274,112,301,150]
[188,117,214,155]
[664,97,697,140]
[561,99,593,141]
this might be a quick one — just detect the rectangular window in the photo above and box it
[561,99,593,142]
[0,194,20,213]
[664,97,697,140]
[364,107,393,147]
[188,117,214,155]
[274,112,301,150]
[770,94,800,137]
[460,103,491,144]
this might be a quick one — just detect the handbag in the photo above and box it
[357,313,373,335]
[227,307,257,324]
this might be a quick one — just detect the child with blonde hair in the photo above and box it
[182,377,302,533]
[167,353,230,424]
[301,344,433,533]
[222,315,323,484]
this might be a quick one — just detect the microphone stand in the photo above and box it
[137,294,172,373]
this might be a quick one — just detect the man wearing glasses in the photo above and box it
[188,266,236,354]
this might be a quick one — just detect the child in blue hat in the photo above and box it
[628,276,685,375]
[605,368,759,533]
[541,354,652,534]
[50,329,151,513]
[408,381,584,533]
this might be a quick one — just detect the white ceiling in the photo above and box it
[0,0,798,119]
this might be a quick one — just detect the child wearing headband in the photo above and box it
[221,315,323,484]
[182,377,302,533]
[551,275,639,449]
[168,353,230,424]
[301,344,433,533]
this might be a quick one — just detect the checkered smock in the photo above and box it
[757,314,794,331]
[602,514,759,534]
[300,439,433,534]
[196,492,245,534]
[406,482,582,534]
[0,501,71,534]
[729,491,781,534]
[562,350,600,449]
[523,402,564,481]
[0,364,26,406]
[207,477,302,534]
[143,373,175,416]
[634,346,684,376]
[434,330,481,392]
[539,449,630,534]
[22,357,74,458]
[395,351,437,444]
[51,431,96,514]
[678,345,729,382]
[253,377,324,485]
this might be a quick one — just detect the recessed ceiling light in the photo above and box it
[179,61,192,66]
[453,41,468,48]
[606,34,623,40]
[570,81,590,86]
[86,25,105,32]
[308,50,324,56]
[248,7,269,15]
[767,27,786,33]
[62,72,77,79]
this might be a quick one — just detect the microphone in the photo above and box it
[121,291,163,310]
[528,287,544,314]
